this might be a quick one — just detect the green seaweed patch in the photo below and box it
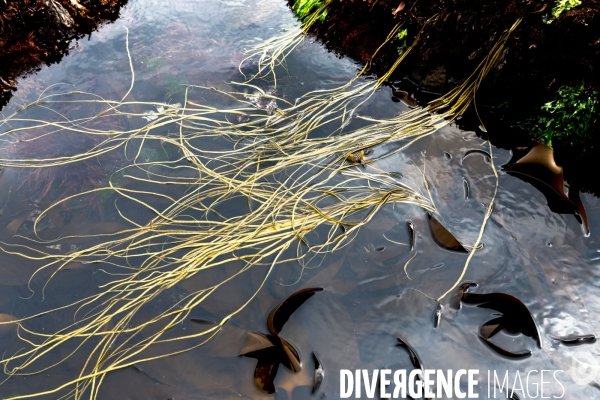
[292,0,328,22]
[396,28,409,55]
[526,84,599,151]
[549,0,582,21]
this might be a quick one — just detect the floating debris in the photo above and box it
[376,246,386,252]
[427,213,468,253]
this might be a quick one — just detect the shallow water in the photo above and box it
[0,0,599,399]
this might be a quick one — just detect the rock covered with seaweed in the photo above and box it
[289,0,600,193]
[0,0,128,108]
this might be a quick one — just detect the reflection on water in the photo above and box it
[0,0,599,399]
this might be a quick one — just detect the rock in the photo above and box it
[423,65,447,91]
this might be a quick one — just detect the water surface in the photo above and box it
[0,0,599,399]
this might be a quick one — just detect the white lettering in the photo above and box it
[527,370,539,398]
[455,369,466,399]
[423,370,435,398]
[468,369,479,398]
[553,370,565,399]
[393,370,407,398]
[363,369,379,398]
[438,369,452,398]
[511,371,525,399]
[541,370,551,398]
[409,369,423,398]
[340,370,353,398]
[380,369,391,398]
[494,370,509,397]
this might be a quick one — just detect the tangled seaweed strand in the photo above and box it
[0,6,521,399]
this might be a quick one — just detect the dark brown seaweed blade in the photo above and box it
[396,337,424,372]
[502,143,588,234]
[407,221,415,252]
[267,287,323,335]
[480,317,505,340]
[312,352,324,394]
[449,282,477,310]
[392,89,418,107]
[459,283,542,358]
[567,184,590,236]
[254,356,281,394]
[426,213,468,253]
[551,334,596,346]
[461,149,491,164]
[478,335,532,359]
[241,333,285,394]
[240,331,279,356]
[189,318,215,325]
[279,338,302,373]
[462,293,542,348]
